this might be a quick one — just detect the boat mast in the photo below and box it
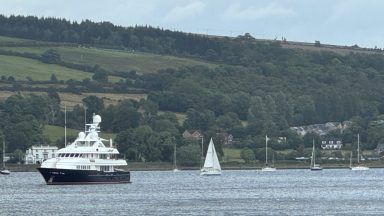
[173,143,177,170]
[212,140,215,168]
[357,134,360,164]
[265,134,268,166]
[84,106,87,133]
[2,140,4,169]
[64,105,67,147]
[200,135,204,169]
[311,139,315,167]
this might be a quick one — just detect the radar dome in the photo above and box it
[78,132,86,139]
[93,115,102,124]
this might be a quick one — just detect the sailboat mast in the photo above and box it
[311,139,315,167]
[200,136,204,169]
[2,140,4,169]
[212,141,215,168]
[173,143,177,169]
[357,134,360,164]
[265,134,268,165]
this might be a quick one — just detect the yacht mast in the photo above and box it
[64,105,67,147]
[84,106,87,133]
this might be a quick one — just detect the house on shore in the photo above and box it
[182,130,203,140]
[25,145,58,164]
[321,138,343,150]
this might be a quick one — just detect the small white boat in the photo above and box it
[0,169,10,175]
[310,139,322,171]
[261,167,277,172]
[351,166,369,171]
[1,140,10,175]
[200,138,221,176]
[350,134,369,171]
[262,135,276,172]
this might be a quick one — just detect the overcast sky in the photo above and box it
[0,0,382,48]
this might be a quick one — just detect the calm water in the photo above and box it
[1,169,384,215]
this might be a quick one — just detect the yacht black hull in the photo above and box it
[37,168,130,185]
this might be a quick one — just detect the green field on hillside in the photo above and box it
[223,148,243,162]
[0,54,123,82]
[0,55,95,81]
[0,46,218,74]
[0,35,34,43]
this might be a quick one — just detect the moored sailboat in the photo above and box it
[172,143,179,172]
[350,134,369,171]
[310,139,322,171]
[1,140,10,175]
[262,135,276,172]
[200,138,221,176]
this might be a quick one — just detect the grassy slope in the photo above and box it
[0,46,218,74]
[223,148,243,162]
[0,35,44,44]
[58,92,147,108]
[0,55,94,81]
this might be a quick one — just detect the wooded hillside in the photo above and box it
[1,15,384,164]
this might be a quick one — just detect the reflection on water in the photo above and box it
[1,169,384,215]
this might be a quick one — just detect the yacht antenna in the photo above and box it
[64,105,67,147]
[84,106,87,132]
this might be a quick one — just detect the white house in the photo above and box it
[25,145,58,164]
[321,139,343,150]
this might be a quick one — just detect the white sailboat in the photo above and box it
[200,138,221,176]
[262,135,276,172]
[310,139,322,171]
[350,134,369,171]
[1,140,10,175]
[173,143,179,172]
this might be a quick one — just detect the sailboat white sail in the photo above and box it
[262,134,276,172]
[350,134,369,171]
[1,140,10,175]
[200,138,221,176]
[310,139,322,171]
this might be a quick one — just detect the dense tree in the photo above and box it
[92,65,109,83]
[177,143,201,166]
[41,49,61,64]
[240,147,255,163]
[82,95,104,119]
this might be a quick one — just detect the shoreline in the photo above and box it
[5,163,384,172]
